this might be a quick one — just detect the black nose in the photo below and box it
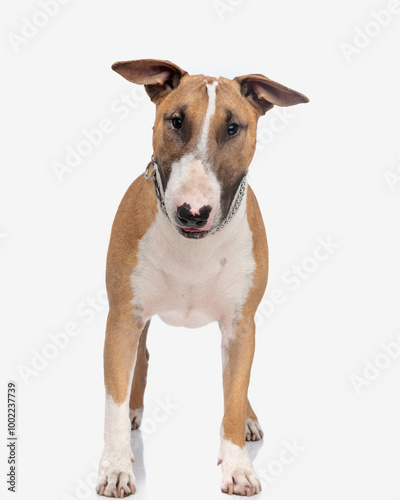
[176,203,211,229]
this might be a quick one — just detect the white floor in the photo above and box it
[27,315,398,500]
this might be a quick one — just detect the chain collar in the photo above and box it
[144,155,169,219]
[144,155,247,235]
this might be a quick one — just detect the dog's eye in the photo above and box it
[227,123,240,136]
[172,117,183,130]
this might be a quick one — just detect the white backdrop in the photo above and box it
[1,1,400,499]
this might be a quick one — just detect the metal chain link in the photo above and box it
[145,156,170,220]
[209,177,247,234]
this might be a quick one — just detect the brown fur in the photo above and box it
[150,74,261,219]
[129,321,150,421]
[99,59,307,497]
[221,186,268,446]
[104,176,157,403]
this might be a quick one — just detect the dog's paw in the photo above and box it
[96,448,136,497]
[218,439,261,496]
[129,407,144,430]
[245,418,264,442]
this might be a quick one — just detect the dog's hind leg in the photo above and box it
[129,320,150,430]
[246,398,264,441]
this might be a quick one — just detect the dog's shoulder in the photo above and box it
[106,174,157,307]
[110,174,157,241]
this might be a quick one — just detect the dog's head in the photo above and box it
[112,59,308,239]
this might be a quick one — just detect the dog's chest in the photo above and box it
[131,212,255,329]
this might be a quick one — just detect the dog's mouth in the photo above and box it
[175,225,209,239]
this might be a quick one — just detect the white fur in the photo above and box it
[131,189,255,332]
[164,80,221,226]
[165,154,221,229]
[97,362,136,496]
[197,81,218,157]
[246,417,264,441]
[218,434,261,495]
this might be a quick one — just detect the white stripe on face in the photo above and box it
[197,80,218,160]
[165,80,222,227]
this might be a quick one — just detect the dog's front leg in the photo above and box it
[96,310,141,497]
[219,318,261,496]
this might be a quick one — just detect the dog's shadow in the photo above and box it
[246,438,264,463]
[130,430,147,496]
[130,428,264,496]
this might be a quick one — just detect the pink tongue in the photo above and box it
[182,227,203,232]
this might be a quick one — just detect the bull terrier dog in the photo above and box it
[96,59,308,497]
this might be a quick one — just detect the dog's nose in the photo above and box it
[176,203,211,229]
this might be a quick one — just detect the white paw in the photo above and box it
[129,407,144,430]
[96,448,136,497]
[245,418,264,442]
[218,439,261,496]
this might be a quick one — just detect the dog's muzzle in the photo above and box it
[144,156,247,238]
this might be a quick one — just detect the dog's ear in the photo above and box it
[112,59,187,104]
[234,74,309,115]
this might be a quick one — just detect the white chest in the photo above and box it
[130,205,255,329]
